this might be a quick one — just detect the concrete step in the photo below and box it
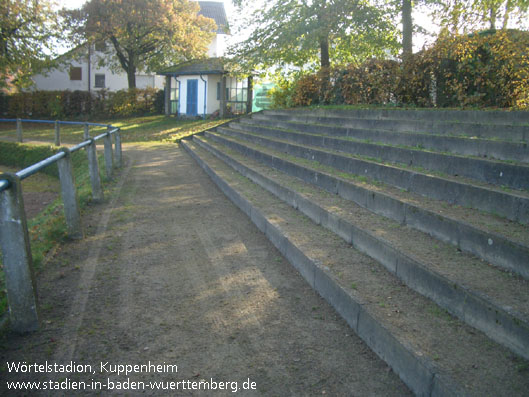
[182,138,529,396]
[260,110,529,142]
[214,126,529,225]
[203,130,529,279]
[193,134,529,361]
[241,117,529,164]
[264,108,529,125]
[231,121,529,190]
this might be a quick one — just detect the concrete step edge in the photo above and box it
[260,110,529,141]
[262,108,529,126]
[193,134,529,361]
[230,121,529,190]
[182,138,465,396]
[240,117,529,163]
[215,126,529,225]
[203,130,529,279]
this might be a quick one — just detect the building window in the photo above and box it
[95,41,107,52]
[69,66,82,81]
[95,74,105,88]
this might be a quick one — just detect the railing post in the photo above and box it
[16,118,23,143]
[114,128,122,168]
[84,124,104,201]
[0,173,39,333]
[54,120,60,146]
[57,148,83,239]
[104,127,114,178]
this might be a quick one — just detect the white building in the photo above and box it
[159,57,253,117]
[31,1,229,93]
[158,2,255,118]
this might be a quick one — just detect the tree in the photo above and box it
[434,0,529,33]
[402,0,413,58]
[71,0,216,88]
[0,0,59,90]
[229,0,398,73]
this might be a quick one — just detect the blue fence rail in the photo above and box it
[0,117,112,147]
[0,118,123,333]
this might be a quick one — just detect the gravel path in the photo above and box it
[0,144,410,396]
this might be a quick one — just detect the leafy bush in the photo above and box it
[437,29,528,108]
[291,73,321,107]
[1,88,164,119]
[270,79,294,109]
[337,59,399,105]
[0,141,59,177]
[271,29,529,110]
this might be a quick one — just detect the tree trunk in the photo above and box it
[127,64,136,89]
[489,7,496,30]
[316,1,330,70]
[320,35,330,69]
[110,37,136,89]
[402,0,413,59]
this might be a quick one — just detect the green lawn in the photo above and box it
[0,115,233,145]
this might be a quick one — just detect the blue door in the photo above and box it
[186,79,198,116]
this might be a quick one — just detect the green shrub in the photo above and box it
[270,29,529,110]
[0,142,59,177]
[397,29,529,108]
[2,88,164,119]
[337,59,399,105]
[107,87,160,117]
[270,80,294,109]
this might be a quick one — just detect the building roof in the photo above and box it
[198,1,229,34]
[158,57,226,76]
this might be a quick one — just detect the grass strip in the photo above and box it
[0,142,111,317]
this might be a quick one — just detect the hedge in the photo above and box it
[271,29,529,110]
[0,87,165,119]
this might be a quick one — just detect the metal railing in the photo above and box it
[0,117,113,147]
[0,118,123,333]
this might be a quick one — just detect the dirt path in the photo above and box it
[0,144,410,396]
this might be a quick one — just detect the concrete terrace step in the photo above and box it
[230,121,529,190]
[193,134,529,361]
[182,138,529,396]
[260,110,529,142]
[241,117,529,164]
[202,130,529,279]
[269,107,529,125]
[215,126,529,225]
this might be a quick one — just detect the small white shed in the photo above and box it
[159,58,253,118]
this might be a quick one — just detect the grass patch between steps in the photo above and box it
[243,121,524,162]
[224,128,529,196]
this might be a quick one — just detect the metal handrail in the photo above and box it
[0,119,120,193]
[0,118,110,128]
[0,119,122,332]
